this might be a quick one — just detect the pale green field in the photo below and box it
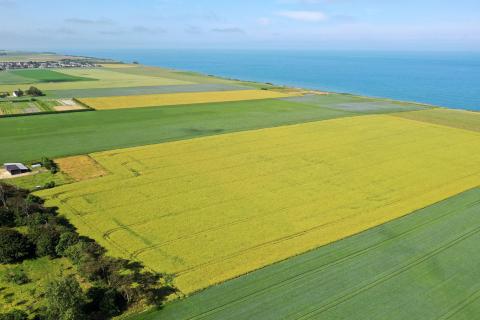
[106,65,262,86]
[0,68,192,91]
[0,71,35,84]
[394,108,480,133]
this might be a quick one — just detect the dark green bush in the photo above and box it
[0,228,32,264]
[30,226,61,258]
[25,86,44,97]
[55,232,79,256]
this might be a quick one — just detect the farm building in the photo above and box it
[12,90,23,97]
[4,163,29,175]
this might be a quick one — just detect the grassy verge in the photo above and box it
[0,171,72,190]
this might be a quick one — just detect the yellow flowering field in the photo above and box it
[37,115,480,294]
[78,89,297,110]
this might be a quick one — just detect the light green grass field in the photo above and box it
[104,65,242,85]
[0,171,72,190]
[394,108,480,132]
[0,257,76,314]
[131,188,480,320]
[282,93,433,113]
[0,68,192,92]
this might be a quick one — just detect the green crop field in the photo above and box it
[10,69,95,82]
[0,98,357,163]
[0,71,36,85]
[131,188,480,320]
[0,93,434,163]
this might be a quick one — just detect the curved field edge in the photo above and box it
[35,114,480,294]
[129,187,480,320]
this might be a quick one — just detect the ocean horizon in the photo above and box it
[65,49,480,111]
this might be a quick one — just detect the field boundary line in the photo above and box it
[165,194,480,319]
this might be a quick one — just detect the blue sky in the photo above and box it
[1,0,479,51]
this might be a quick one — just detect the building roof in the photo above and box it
[4,163,28,171]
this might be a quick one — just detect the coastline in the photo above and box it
[60,49,480,111]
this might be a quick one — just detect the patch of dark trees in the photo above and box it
[0,183,176,320]
[1,87,44,99]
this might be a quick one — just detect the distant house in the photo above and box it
[12,90,23,97]
[4,163,30,175]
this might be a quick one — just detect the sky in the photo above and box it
[1,0,479,51]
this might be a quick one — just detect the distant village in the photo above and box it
[0,59,100,71]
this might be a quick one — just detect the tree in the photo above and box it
[64,239,105,266]
[0,208,14,227]
[45,276,86,320]
[33,226,61,258]
[86,286,124,318]
[25,86,44,97]
[41,157,58,174]
[55,231,79,256]
[0,184,8,208]
[0,228,32,264]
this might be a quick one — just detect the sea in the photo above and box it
[65,49,480,111]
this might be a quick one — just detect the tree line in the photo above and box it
[0,183,175,320]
